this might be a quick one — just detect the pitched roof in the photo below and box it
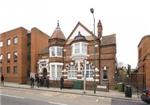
[68,22,96,39]
[51,21,66,40]
[101,34,116,46]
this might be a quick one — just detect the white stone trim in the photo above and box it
[96,74,99,77]
[38,59,49,76]
[77,74,82,77]
[63,74,68,76]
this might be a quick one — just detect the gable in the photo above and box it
[66,22,96,44]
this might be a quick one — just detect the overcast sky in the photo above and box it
[0,0,150,68]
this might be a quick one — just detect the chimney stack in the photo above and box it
[97,20,103,39]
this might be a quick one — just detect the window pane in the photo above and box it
[14,52,18,62]
[7,39,11,45]
[82,43,87,54]
[14,37,18,44]
[57,65,62,79]
[74,43,80,54]
[51,47,55,56]
[7,66,10,73]
[82,64,93,78]
[51,65,55,79]
[57,47,62,56]
[103,70,108,79]
[68,65,77,79]
[13,66,17,74]
[7,53,10,59]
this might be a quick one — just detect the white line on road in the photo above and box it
[0,93,25,99]
[48,101,68,105]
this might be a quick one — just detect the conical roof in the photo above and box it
[51,21,66,40]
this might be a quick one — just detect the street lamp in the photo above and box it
[90,8,97,94]
[83,60,87,94]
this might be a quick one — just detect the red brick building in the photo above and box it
[0,27,29,83]
[37,20,116,89]
[0,27,49,83]
[0,20,116,89]
[137,35,150,89]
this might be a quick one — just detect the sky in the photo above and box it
[0,0,150,68]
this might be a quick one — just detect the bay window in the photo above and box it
[50,63,63,80]
[50,46,63,57]
[72,42,87,56]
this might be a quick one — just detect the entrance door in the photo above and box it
[43,68,47,77]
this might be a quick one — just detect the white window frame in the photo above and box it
[0,41,3,47]
[68,65,77,79]
[49,46,63,57]
[72,42,87,56]
[7,39,11,45]
[14,37,18,44]
[50,63,63,80]
[7,53,11,59]
[82,64,94,80]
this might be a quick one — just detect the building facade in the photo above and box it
[37,20,117,89]
[0,20,116,89]
[0,27,49,83]
[0,27,29,83]
[137,35,150,89]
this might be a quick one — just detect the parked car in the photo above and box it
[141,89,150,104]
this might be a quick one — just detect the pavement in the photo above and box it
[1,82,141,101]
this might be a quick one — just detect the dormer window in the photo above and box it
[72,42,87,56]
[50,46,63,57]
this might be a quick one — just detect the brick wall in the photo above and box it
[31,27,50,74]
[0,27,29,83]
[138,35,150,89]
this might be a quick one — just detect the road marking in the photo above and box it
[48,101,68,105]
[0,93,25,99]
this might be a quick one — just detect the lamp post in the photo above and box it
[90,8,97,94]
[83,60,87,94]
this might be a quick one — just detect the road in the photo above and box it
[0,86,147,105]
[111,98,148,105]
[1,95,52,105]
[1,87,111,105]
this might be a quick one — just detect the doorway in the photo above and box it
[42,68,47,78]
